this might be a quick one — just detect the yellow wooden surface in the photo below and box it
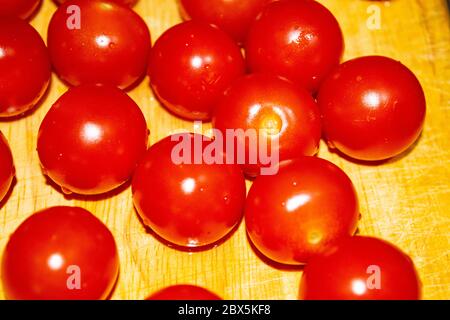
[0,0,449,300]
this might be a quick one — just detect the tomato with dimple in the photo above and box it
[212,74,321,178]
[299,236,421,300]
[54,0,136,5]
[179,0,274,44]
[147,285,221,300]
[0,0,41,19]
[0,18,51,117]
[132,133,246,248]
[245,156,359,265]
[0,132,14,203]
[37,84,148,195]
[2,206,119,300]
[245,0,344,93]
[318,56,426,161]
[149,21,245,120]
[47,0,151,90]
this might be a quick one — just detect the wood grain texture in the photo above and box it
[0,0,449,300]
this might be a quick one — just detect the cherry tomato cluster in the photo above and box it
[0,0,425,300]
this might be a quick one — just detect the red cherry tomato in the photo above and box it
[0,132,14,203]
[37,84,148,195]
[245,0,344,93]
[54,0,136,6]
[132,133,246,248]
[179,0,273,44]
[149,21,245,120]
[0,0,41,20]
[212,74,321,178]
[318,56,426,161]
[47,0,151,90]
[299,236,421,300]
[0,18,50,117]
[2,206,119,300]
[245,156,359,265]
[147,285,221,300]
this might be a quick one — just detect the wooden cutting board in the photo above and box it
[0,0,448,300]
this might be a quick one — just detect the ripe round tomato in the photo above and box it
[47,0,151,90]
[148,21,245,120]
[299,236,421,300]
[132,133,246,248]
[147,285,221,300]
[0,18,50,117]
[54,0,136,6]
[0,0,41,20]
[2,206,119,300]
[179,0,273,44]
[212,74,321,178]
[245,0,344,93]
[37,84,148,195]
[318,56,426,161]
[0,132,14,203]
[245,156,359,265]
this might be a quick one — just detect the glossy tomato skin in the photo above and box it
[245,0,344,93]
[212,74,321,178]
[37,84,148,195]
[0,18,51,117]
[54,0,136,6]
[132,133,247,248]
[0,132,15,203]
[318,56,426,161]
[147,285,221,300]
[2,206,119,300]
[299,236,421,300]
[47,0,151,90]
[179,0,273,44]
[245,157,359,265]
[0,0,41,19]
[149,21,245,120]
